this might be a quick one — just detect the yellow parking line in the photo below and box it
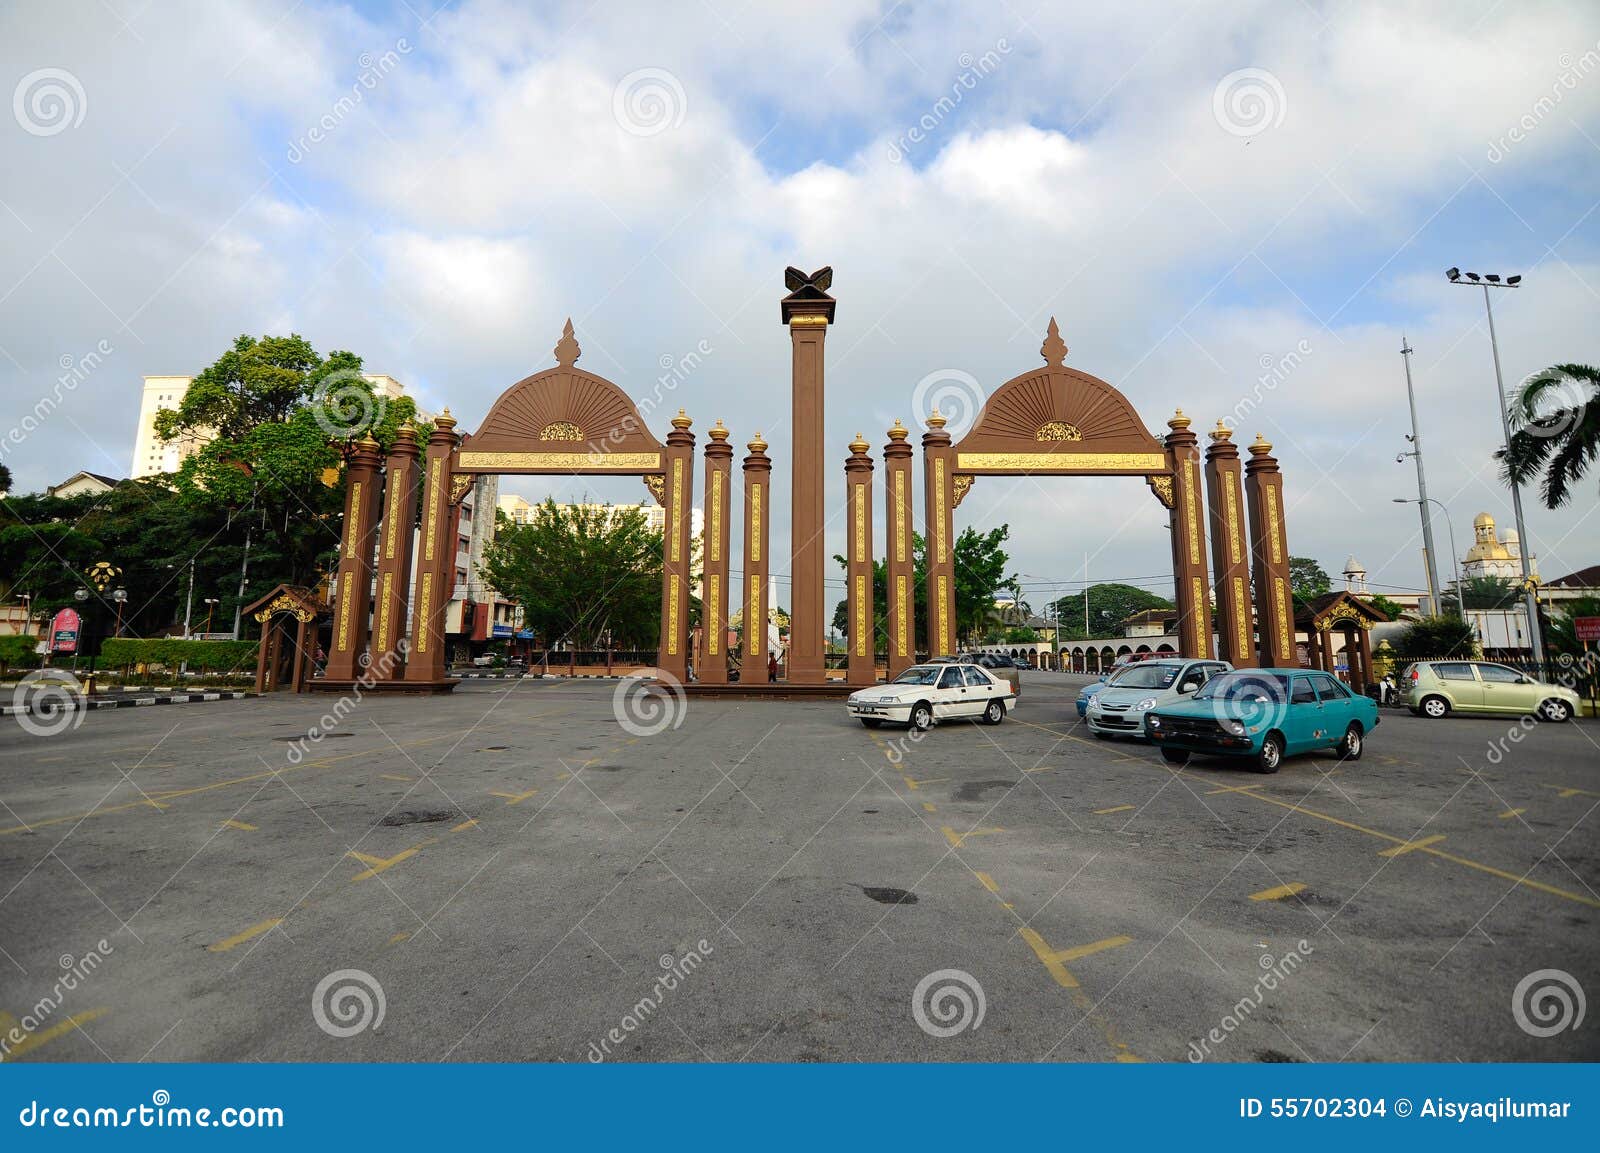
[1249,882,1307,902]
[1498,808,1526,820]
[1018,925,1079,988]
[1378,834,1446,858]
[1545,784,1597,799]
[388,932,409,945]
[0,1008,109,1059]
[941,825,1005,849]
[1204,783,1264,796]
[921,802,937,813]
[489,788,538,805]
[903,776,949,791]
[975,871,1001,894]
[220,819,256,831]
[379,774,412,782]
[451,818,479,832]
[348,839,437,881]
[207,918,282,952]
[1049,935,1133,963]
[1093,804,1135,815]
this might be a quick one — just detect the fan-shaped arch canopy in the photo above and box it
[455,320,666,475]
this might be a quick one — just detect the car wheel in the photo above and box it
[910,702,933,732]
[1420,695,1450,719]
[1538,698,1573,723]
[983,700,1004,725]
[860,718,882,729]
[1255,733,1284,774]
[1160,747,1190,766]
[1337,722,1363,761]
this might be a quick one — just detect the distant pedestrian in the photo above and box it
[767,651,779,681]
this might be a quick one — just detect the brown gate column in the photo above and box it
[782,270,836,685]
[657,410,696,684]
[326,434,384,682]
[371,422,421,681]
[403,410,459,687]
[883,420,916,678]
[845,433,876,686]
[922,411,957,657]
[1165,410,1214,659]
[700,420,734,684]
[1203,420,1256,667]
[743,431,772,682]
[1244,434,1297,667]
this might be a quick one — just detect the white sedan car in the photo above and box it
[846,662,1016,730]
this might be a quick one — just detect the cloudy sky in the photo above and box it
[3,0,1598,612]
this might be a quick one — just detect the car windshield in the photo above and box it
[1195,671,1291,702]
[1108,663,1181,689]
[893,666,943,686]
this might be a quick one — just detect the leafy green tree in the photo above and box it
[0,462,12,495]
[1449,575,1520,611]
[1289,556,1332,606]
[832,526,1018,650]
[1546,596,1600,657]
[478,501,663,648]
[155,334,424,586]
[1391,615,1479,662]
[1502,363,1599,508]
[1366,593,1406,620]
[1050,582,1174,640]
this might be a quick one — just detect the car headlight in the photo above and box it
[1135,697,1157,711]
[1225,719,1246,736]
[877,696,900,704]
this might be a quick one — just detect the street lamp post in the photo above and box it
[1445,268,1544,664]
[203,597,220,637]
[1393,498,1464,616]
[112,587,128,637]
[1396,336,1442,612]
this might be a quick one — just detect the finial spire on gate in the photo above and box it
[1041,317,1068,367]
[554,318,581,368]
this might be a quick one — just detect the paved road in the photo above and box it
[1,671,1595,1063]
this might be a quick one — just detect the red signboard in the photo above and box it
[49,608,81,654]
[1575,616,1600,643]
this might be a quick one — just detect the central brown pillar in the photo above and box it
[701,420,734,684]
[326,434,384,682]
[1244,434,1297,667]
[922,410,957,657]
[1165,409,1215,660]
[657,409,696,683]
[845,432,876,685]
[743,431,772,681]
[781,267,837,684]
[403,409,459,687]
[1203,420,1256,668]
[883,419,916,678]
[371,422,421,681]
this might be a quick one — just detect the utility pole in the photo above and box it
[1399,336,1442,613]
[231,518,253,641]
[182,558,196,638]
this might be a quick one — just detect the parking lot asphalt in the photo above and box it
[1,671,1596,1063]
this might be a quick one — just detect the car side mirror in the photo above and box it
[1179,681,1198,694]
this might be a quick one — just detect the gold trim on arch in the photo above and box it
[956,451,1167,472]
[457,451,661,471]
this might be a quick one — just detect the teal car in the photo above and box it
[1142,668,1379,773]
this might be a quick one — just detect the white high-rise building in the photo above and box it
[130,373,430,478]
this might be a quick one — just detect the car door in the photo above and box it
[963,665,998,713]
[1284,674,1323,753]
[933,665,969,718]
[1433,661,1484,711]
[1474,662,1536,714]
[1308,672,1352,744]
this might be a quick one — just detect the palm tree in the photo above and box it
[1502,363,1599,508]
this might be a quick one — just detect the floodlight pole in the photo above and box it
[1399,337,1441,613]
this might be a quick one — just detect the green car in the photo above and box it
[1143,668,1380,773]
[1402,660,1579,722]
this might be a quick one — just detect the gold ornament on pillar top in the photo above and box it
[395,420,418,446]
[747,430,768,454]
[708,419,730,442]
[1248,433,1274,457]
[1208,419,1233,443]
[926,409,948,430]
[670,408,692,431]
[848,432,871,455]
[1166,408,1192,432]
[434,407,457,431]
[887,419,910,442]
[1040,316,1068,367]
